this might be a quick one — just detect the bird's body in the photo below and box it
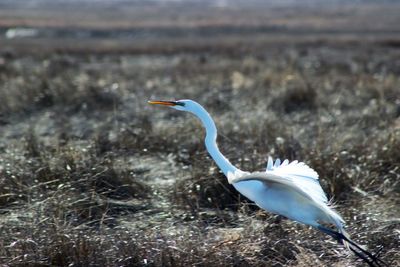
[238,176,325,223]
[233,173,332,227]
[229,165,344,230]
[149,99,385,266]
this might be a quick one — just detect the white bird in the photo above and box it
[149,99,385,266]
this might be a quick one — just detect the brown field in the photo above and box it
[0,1,399,266]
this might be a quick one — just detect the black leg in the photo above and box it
[317,226,387,267]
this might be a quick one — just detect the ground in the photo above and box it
[0,1,399,266]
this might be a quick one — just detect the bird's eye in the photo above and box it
[175,101,185,106]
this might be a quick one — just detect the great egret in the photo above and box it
[148,99,385,266]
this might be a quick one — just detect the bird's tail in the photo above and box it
[317,225,387,267]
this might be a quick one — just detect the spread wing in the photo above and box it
[232,157,328,204]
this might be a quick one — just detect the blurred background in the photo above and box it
[0,0,399,51]
[2,0,400,53]
[0,1,399,266]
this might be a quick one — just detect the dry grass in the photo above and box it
[0,36,399,267]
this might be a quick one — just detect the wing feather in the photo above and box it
[229,172,316,203]
[274,158,281,168]
[247,157,327,204]
[266,157,273,170]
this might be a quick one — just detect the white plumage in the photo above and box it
[149,99,385,267]
[266,157,328,204]
[227,157,343,229]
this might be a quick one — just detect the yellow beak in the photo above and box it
[148,100,177,106]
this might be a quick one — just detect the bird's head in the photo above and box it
[149,99,214,130]
[148,99,198,112]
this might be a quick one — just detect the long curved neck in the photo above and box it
[190,106,239,176]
